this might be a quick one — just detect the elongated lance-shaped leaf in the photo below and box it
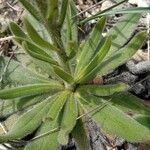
[77,83,129,97]
[25,118,59,150]
[9,22,27,44]
[133,115,150,129]
[9,22,26,38]
[23,18,58,51]
[47,91,70,120]
[25,106,63,150]
[78,94,150,142]
[106,14,141,58]
[58,0,68,27]
[23,41,58,66]
[34,0,48,17]
[0,56,50,87]
[75,17,106,75]
[96,7,150,17]
[83,31,146,80]
[76,36,112,83]
[0,95,57,143]
[19,0,44,23]
[65,0,78,58]
[53,66,74,84]
[13,37,29,46]
[97,31,147,76]
[47,0,58,25]
[110,92,150,115]
[58,93,78,145]
[72,102,90,150]
[0,82,63,99]
[17,94,49,110]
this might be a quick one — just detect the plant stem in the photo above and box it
[45,24,71,72]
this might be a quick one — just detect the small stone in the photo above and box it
[129,0,150,7]
[101,0,115,11]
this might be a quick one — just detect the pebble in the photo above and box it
[129,0,150,7]
[101,0,115,11]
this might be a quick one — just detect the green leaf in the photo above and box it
[53,66,74,84]
[83,31,146,79]
[25,119,59,150]
[78,94,150,142]
[34,0,48,17]
[75,17,106,75]
[0,56,50,86]
[58,93,78,145]
[77,83,129,96]
[9,22,27,44]
[97,7,150,16]
[58,0,68,27]
[0,82,63,99]
[19,0,44,22]
[110,92,150,115]
[47,0,58,24]
[106,14,141,58]
[17,94,49,110]
[134,115,150,129]
[9,22,26,38]
[22,41,58,65]
[65,0,78,58]
[72,103,89,150]
[76,36,112,83]
[13,36,29,46]
[0,95,57,143]
[47,91,70,120]
[98,31,147,76]
[23,18,58,51]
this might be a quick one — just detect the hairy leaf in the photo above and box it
[23,41,58,65]
[110,92,150,115]
[0,82,63,99]
[58,93,78,144]
[98,31,147,76]
[78,94,150,142]
[23,18,58,51]
[9,22,26,39]
[77,83,129,96]
[58,0,69,27]
[35,0,48,17]
[0,95,57,143]
[25,119,59,150]
[72,103,89,150]
[53,66,74,84]
[0,57,50,86]
[76,36,112,82]
[9,22,27,44]
[47,0,58,25]
[82,31,146,80]
[75,17,106,75]
[106,14,141,58]
[25,104,61,150]
[134,115,150,129]
[19,0,43,22]
[47,91,70,120]
[65,0,78,58]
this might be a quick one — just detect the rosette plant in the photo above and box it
[0,0,150,149]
